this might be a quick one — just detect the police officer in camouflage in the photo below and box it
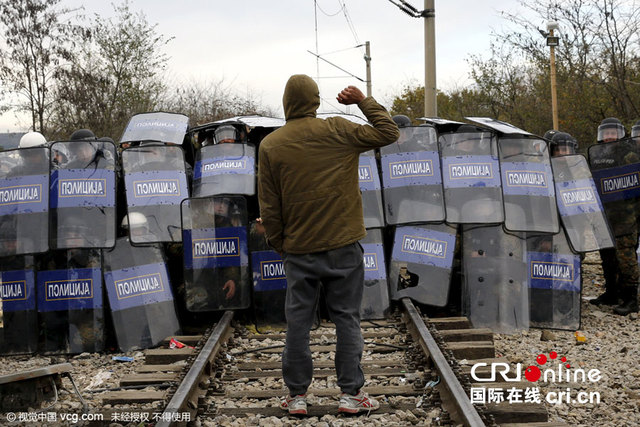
[590,118,639,315]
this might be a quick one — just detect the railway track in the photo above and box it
[95,300,569,426]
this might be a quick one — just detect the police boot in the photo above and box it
[613,287,639,316]
[590,290,618,306]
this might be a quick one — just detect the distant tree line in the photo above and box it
[390,0,640,153]
[0,0,274,141]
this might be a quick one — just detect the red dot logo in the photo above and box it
[536,354,547,365]
[561,356,567,363]
[550,351,557,359]
[525,365,541,382]
[566,364,571,369]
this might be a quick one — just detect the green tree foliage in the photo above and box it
[47,0,171,140]
[390,0,640,151]
[0,0,80,133]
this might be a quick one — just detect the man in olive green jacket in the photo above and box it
[258,74,398,415]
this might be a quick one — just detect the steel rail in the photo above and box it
[157,310,234,427]
[401,298,485,427]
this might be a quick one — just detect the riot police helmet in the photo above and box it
[451,124,487,152]
[51,143,71,166]
[392,115,412,128]
[213,125,239,144]
[631,120,640,140]
[597,117,625,143]
[19,132,47,148]
[549,132,578,157]
[70,129,96,141]
[121,212,151,239]
[543,129,558,141]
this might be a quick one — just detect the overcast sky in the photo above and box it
[1,0,538,132]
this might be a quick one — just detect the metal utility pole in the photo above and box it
[389,0,437,117]
[424,1,436,118]
[547,22,560,130]
[365,41,372,97]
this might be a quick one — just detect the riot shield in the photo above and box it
[120,112,189,146]
[552,154,615,252]
[527,232,581,331]
[122,145,189,244]
[359,150,384,228]
[439,127,503,223]
[249,219,287,328]
[36,249,104,354]
[102,237,181,351]
[462,225,529,333]
[499,136,559,233]
[380,126,445,225]
[181,196,250,311]
[193,143,256,197]
[588,138,640,237]
[0,255,37,355]
[50,140,117,249]
[388,223,457,306]
[0,147,49,257]
[360,229,390,319]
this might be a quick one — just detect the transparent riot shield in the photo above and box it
[462,225,529,333]
[0,147,49,257]
[193,143,256,197]
[0,255,37,355]
[527,232,581,331]
[50,140,117,249]
[588,138,640,237]
[36,249,104,354]
[439,127,503,223]
[102,237,181,351]
[181,196,250,311]
[388,223,457,306]
[122,145,189,244]
[552,154,615,252]
[249,219,287,328]
[359,150,385,228]
[360,229,390,319]
[380,126,445,225]
[499,137,559,233]
[120,112,189,146]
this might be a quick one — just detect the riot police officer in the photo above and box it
[590,118,639,315]
[631,120,640,144]
[549,132,578,157]
[10,131,48,176]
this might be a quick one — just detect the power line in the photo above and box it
[318,44,362,56]
[339,0,360,44]
[307,50,365,82]
[316,0,343,16]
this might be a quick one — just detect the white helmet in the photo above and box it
[121,212,149,230]
[19,132,47,148]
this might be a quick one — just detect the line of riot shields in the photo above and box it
[361,118,623,334]
[0,111,633,357]
[0,112,295,355]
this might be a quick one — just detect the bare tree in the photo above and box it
[161,78,278,127]
[48,0,170,140]
[0,0,81,133]
[470,0,640,146]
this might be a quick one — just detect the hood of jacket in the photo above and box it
[283,74,320,121]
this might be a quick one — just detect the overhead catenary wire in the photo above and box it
[315,0,343,17]
[339,0,360,44]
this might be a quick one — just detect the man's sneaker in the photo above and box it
[280,394,307,415]
[338,390,380,414]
